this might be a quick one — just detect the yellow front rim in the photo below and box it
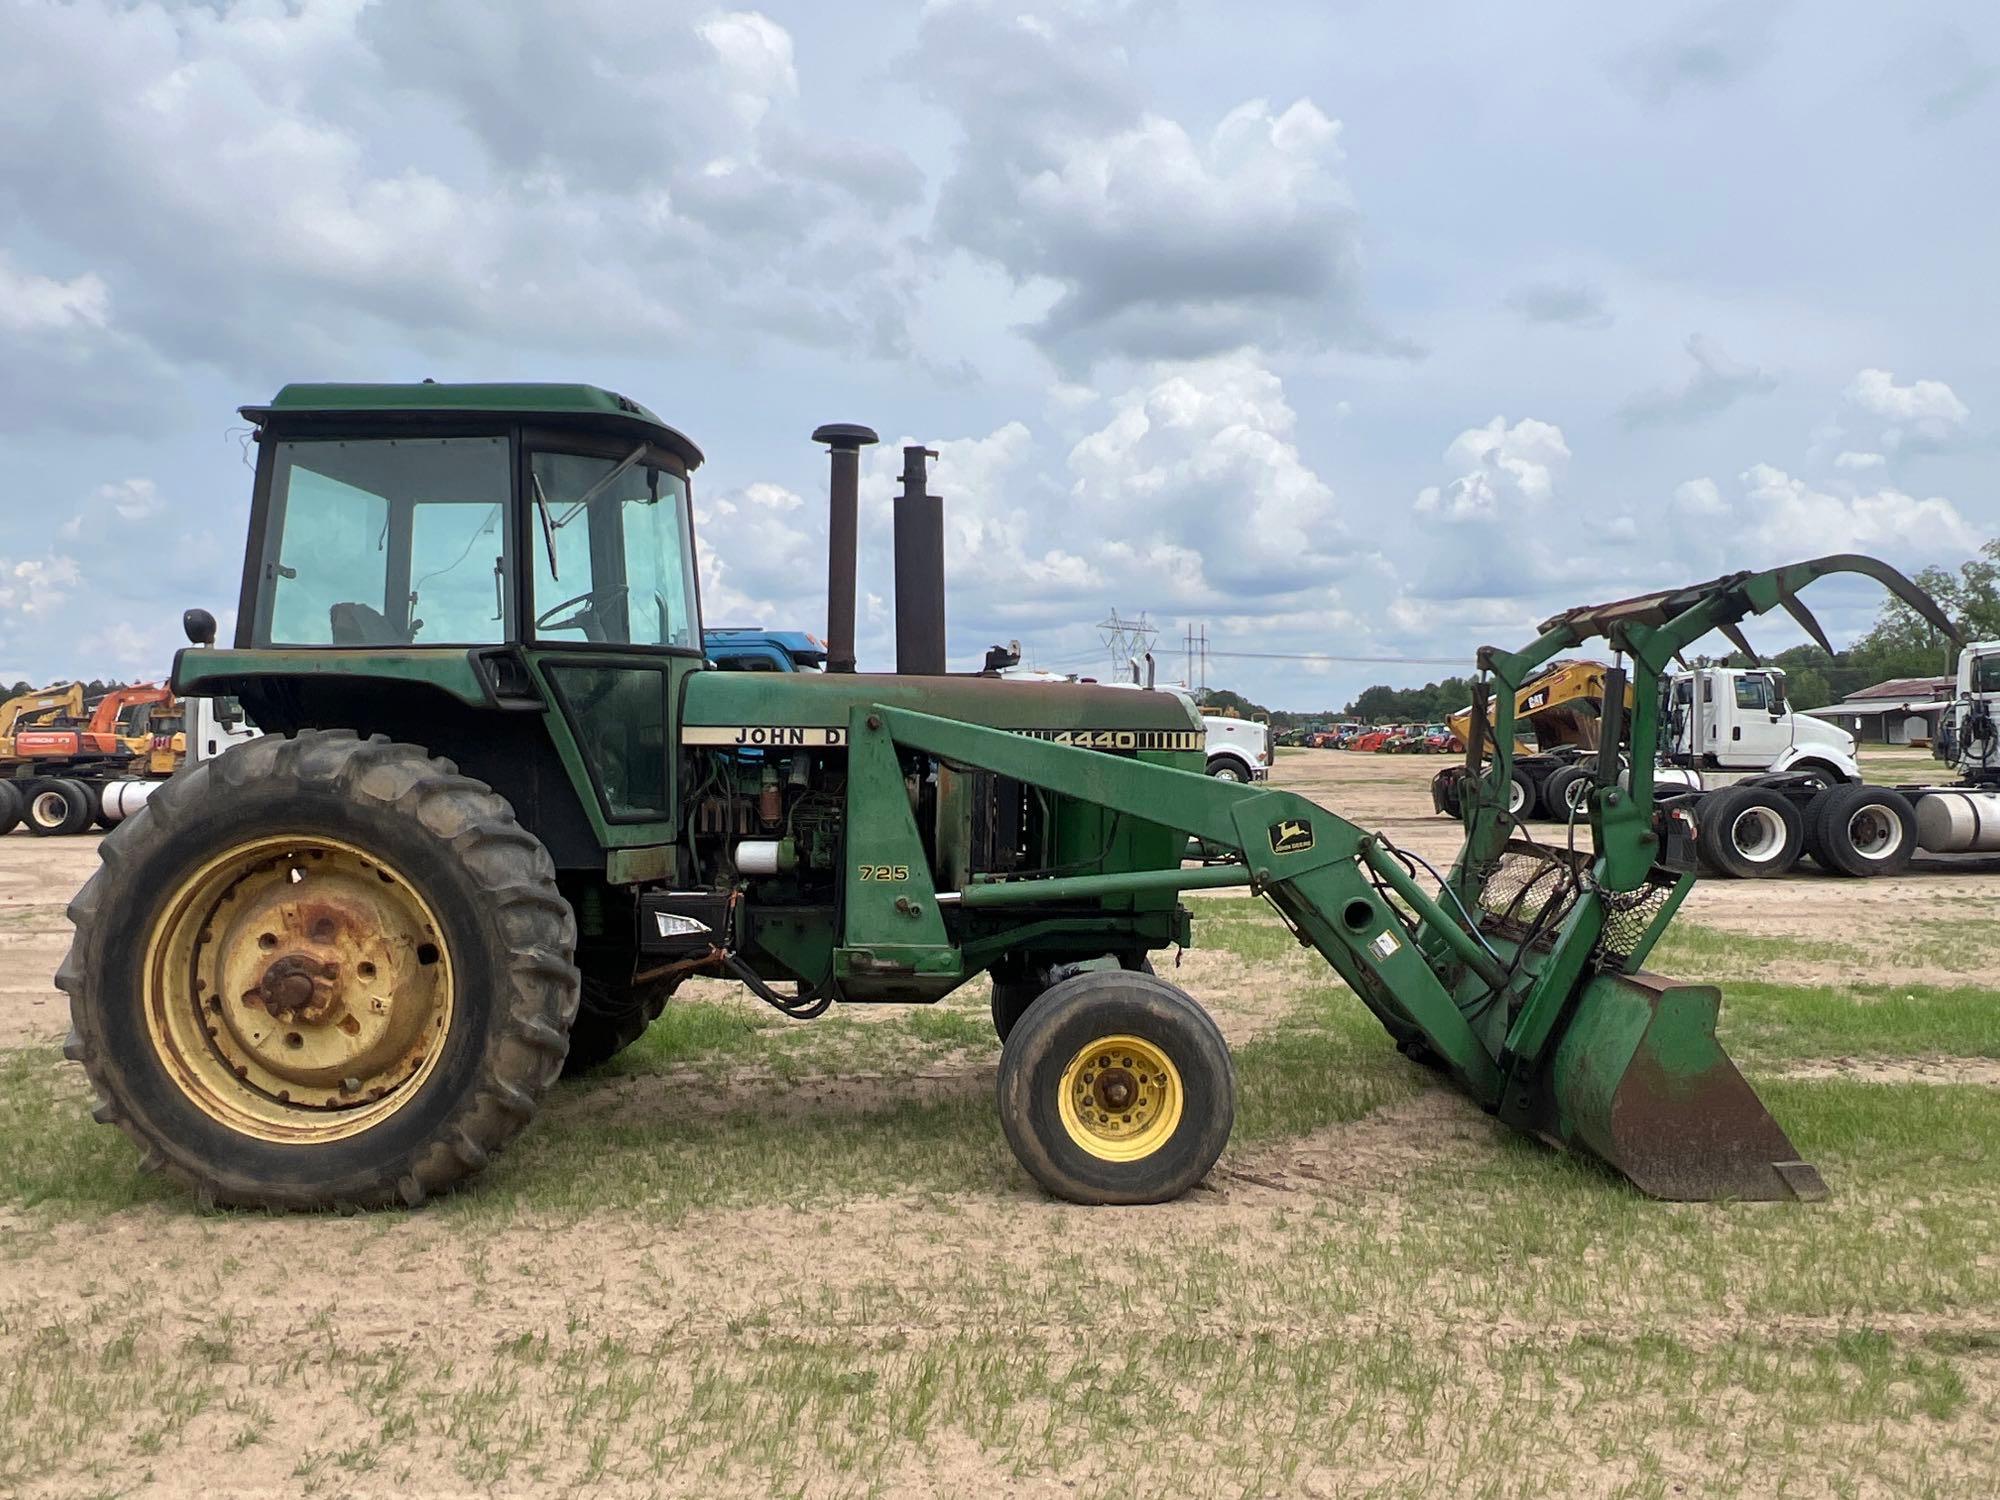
[143,834,455,1144]
[1057,1034,1183,1162]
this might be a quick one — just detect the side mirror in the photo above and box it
[183,608,217,647]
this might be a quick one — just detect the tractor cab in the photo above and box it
[238,383,703,655]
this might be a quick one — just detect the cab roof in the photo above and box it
[240,382,703,469]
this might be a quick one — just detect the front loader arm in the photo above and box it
[863,705,1508,1100]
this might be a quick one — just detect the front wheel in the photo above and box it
[1206,757,1246,782]
[997,969,1233,1205]
[57,731,580,1210]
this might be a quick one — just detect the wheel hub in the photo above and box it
[147,836,455,1139]
[1057,1033,1185,1162]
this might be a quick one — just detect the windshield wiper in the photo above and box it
[532,471,561,580]
[553,444,648,528]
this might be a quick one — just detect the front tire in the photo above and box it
[997,969,1233,1205]
[1206,757,1246,782]
[57,730,580,1210]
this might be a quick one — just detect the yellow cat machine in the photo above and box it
[1436,659,1631,820]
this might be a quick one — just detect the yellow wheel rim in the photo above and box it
[1056,1034,1183,1162]
[143,834,455,1144]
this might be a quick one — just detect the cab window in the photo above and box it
[529,449,700,648]
[1734,676,1771,711]
[258,437,511,646]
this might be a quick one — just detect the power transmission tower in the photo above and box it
[1098,610,1158,683]
[1184,622,1208,698]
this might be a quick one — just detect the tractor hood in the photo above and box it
[681,670,1204,752]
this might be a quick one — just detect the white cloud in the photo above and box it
[1740,463,1979,560]
[1834,450,1887,471]
[1844,368,1969,449]
[0,555,84,617]
[1672,476,1727,516]
[0,1,927,369]
[1621,333,1776,427]
[1415,416,1571,520]
[1065,355,1345,593]
[916,1,1381,366]
[0,254,110,334]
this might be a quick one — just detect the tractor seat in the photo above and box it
[328,602,409,646]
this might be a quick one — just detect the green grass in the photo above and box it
[1719,980,2000,1061]
[7,888,1999,1495]
[1657,914,2000,985]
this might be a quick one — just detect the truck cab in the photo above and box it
[1662,666,1858,780]
[1939,640,2000,783]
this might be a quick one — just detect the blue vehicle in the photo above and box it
[702,627,828,672]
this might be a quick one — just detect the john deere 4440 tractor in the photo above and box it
[57,383,1959,1210]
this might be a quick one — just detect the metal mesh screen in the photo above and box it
[1472,839,1676,963]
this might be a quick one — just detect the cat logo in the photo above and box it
[1268,818,1315,855]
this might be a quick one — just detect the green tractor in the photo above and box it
[56,383,1956,1211]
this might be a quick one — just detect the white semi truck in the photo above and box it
[1663,642,2000,877]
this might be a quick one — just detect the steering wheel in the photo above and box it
[535,586,628,640]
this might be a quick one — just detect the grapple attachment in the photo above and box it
[1538,970,1826,1201]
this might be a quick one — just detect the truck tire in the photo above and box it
[1508,767,1535,819]
[997,968,1233,1205]
[1695,786,1803,878]
[1206,756,1247,782]
[561,976,674,1074]
[1544,764,1592,821]
[1811,784,1917,878]
[0,780,21,836]
[26,779,94,836]
[56,730,580,1210]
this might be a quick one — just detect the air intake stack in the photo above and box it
[894,443,947,675]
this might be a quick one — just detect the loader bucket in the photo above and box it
[1536,969,1827,1201]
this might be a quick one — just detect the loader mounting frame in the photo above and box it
[841,555,1960,1201]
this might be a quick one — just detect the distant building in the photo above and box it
[1802,676,1953,745]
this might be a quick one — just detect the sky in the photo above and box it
[1,0,1995,708]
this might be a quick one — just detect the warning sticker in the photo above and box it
[1370,929,1401,960]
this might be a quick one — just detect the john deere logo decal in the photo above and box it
[1269,819,1314,854]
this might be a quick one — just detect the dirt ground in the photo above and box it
[1,751,1994,1498]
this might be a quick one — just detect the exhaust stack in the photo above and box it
[812,423,878,674]
[894,443,946,675]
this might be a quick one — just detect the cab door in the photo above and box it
[1720,672,1788,767]
[518,435,703,858]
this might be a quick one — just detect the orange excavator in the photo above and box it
[10,684,176,761]
[0,682,86,757]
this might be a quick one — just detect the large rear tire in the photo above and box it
[57,730,580,1210]
[997,969,1233,1205]
[0,780,21,836]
